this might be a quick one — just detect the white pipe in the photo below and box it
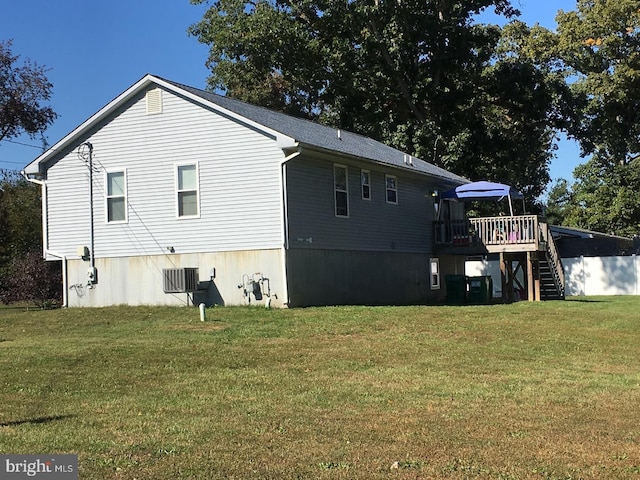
[280,151,301,249]
[199,303,206,322]
[20,172,68,307]
[279,150,302,307]
[21,171,48,256]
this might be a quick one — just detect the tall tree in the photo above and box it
[190,0,559,198]
[0,39,57,142]
[564,158,640,236]
[522,0,640,235]
[0,170,61,306]
[0,169,42,260]
[554,0,640,166]
[562,0,640,236]
[0,42,59,305]
[544,178,575,226]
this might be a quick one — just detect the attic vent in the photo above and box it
[163,268,199,293]
[146,88,163,115]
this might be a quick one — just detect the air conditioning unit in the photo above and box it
[163,268,199,293]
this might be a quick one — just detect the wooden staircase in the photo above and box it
[539,258,565,300]
[539,222,565,300]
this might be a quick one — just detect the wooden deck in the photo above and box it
[434,215,565,302]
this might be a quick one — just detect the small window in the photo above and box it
[106,170,127,223]
[385,174,398,204]
[430,258,440,290]
[334,164,349,217]
[176,163,199,218]
[361,169,371,200]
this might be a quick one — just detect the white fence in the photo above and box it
[466,255,640,297]
[562,256,640,296]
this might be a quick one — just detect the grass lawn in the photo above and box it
[1,297,639,479]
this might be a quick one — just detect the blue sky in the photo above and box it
[1,0,580,189]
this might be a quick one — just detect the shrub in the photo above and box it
[0,250,62,308]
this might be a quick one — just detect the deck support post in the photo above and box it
[527,251,535,302]
[500,252,506,303]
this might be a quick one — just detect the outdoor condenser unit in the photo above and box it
[162,268,199,293]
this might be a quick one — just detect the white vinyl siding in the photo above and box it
[44,87,285,259]
[106,170,127,223]
[386,174,398,204]
[176,163,199,218]
[334,164,349,217]
[361,169,371,200]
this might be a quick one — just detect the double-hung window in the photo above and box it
[361,169,371,200]
[385,174,398,204]
[176,163,200,218]
[106,170,127,223]
[334,164,349,217]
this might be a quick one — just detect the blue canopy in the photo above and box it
[441,181,524,215]
[441,181,523,201]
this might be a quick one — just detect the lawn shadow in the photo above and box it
[565,297,609,303]
[0,414,77,427]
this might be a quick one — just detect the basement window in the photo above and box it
[430,258,440,290]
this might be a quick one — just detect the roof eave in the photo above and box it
[295,142,467,185]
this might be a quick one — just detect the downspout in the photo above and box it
[44,249,68,308]
[21,172,69,307]
[279,150,302,307]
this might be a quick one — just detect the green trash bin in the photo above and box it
[467,276,493,305]
[446,275,468,305]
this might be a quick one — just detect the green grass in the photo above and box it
[1,298,639,479]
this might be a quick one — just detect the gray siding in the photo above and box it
[286,249,464,306]
[45,86,285,260]
[285,155,438,254]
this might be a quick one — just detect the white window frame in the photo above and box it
[430,258,441,290]
[361,169,371,200]
[175,162,200,219]
[105,169,127,223]
[334,164,349,218]
[385,174,398,204]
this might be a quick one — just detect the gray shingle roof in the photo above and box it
[162,78,467,185]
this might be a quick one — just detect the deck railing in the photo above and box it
[434,215,541,248]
